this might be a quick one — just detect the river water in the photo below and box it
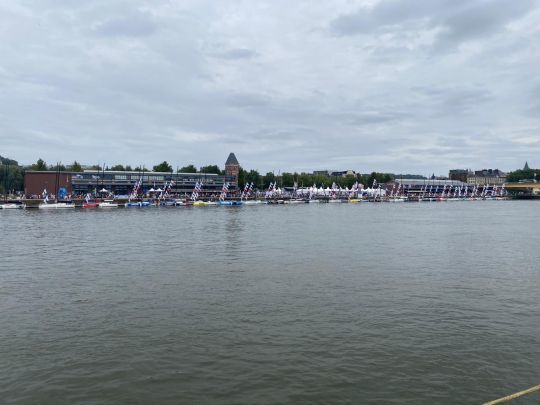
[1,201,539,404]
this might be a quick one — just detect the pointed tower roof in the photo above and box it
[524,161,530,171]
[225,152,239,166]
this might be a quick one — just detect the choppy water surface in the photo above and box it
[1,201,539,404]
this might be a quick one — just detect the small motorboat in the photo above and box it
[125,201,151,207]
[218,200,242,206]
[0,203,25,209]
[39,202,75,209]
[99,200,118,208]
[82,201,99,208]
[174,200,192,206]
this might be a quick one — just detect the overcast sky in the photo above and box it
[1,0,539,174]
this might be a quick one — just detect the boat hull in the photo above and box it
[1,204,25,209]
[39,203,75,209]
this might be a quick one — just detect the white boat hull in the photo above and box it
[39,203,75,209]
[99,203,118,208]
[1,204,25,209]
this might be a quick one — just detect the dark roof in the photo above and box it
[225,153,239,166]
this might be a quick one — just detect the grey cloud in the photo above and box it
[412,86,494,115]
[330,0,466,36]
[343,111,411,126]
[331,0,536,50]
[0,0,539,174]
[214,48,258,60]
[434,0,537,50]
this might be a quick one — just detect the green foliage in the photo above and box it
[153,161,173,172]
[1,162,24,192]
[133,166,149,172]
[125,165,133,171]
[281,172,294,187]
[237,167,246,187]
[31,158,48,171]
[507,168,539,182]
[241,169,261,188]
[110,164,126,171]
[200,165,222,175]
[0,155,18,166]
[365,172,392,187]
[234,169,396,190]
[262,172,275,187]
[70,161,82,172]
[179,164,197,173]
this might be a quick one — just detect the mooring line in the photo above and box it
[483,384,540,404]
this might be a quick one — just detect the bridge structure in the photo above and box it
[505,182,540,198]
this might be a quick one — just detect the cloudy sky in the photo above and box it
[1,0,539,174]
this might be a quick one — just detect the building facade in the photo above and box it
[24,171,73,196]
[449,168,506,185]
[468,169,506,185]
[224,153,240,186]
[25,154,240,197]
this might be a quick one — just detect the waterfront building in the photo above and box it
[331,170,356,177]
[388,178,469,197]
[224,153,240,186]
[449,168,506,185]
[313,170,332,176]
[312,170,356,177]
[25,154,240,197]
[25,170,238,197]
[468,169,506,185]
[448,169,469,183]
[24,171,72,197]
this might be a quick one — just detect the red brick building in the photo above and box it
[24,171,73,196]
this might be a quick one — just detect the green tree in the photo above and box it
[507,168,539,182]
[0,156,18,166]
[262,172,275,188]
[125,165,133,171]
[281,172,295,187]
[179,164,197,173]
[344,174,357,188]
[244,169,261,189]
[200,165,222,175]
[1,163,24,193]
[133,166,149,172]
[110,164,126,171]
[153,161,173,172]
[31,158,48,171]
[70,161,82,172]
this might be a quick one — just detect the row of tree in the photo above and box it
[0,156,24,193]
[238,168,393,189]
[506,168,540,183]
[27,159,224,175]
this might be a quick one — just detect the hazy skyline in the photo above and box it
[1,0,539,175]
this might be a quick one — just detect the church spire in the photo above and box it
[524,161,530,171]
